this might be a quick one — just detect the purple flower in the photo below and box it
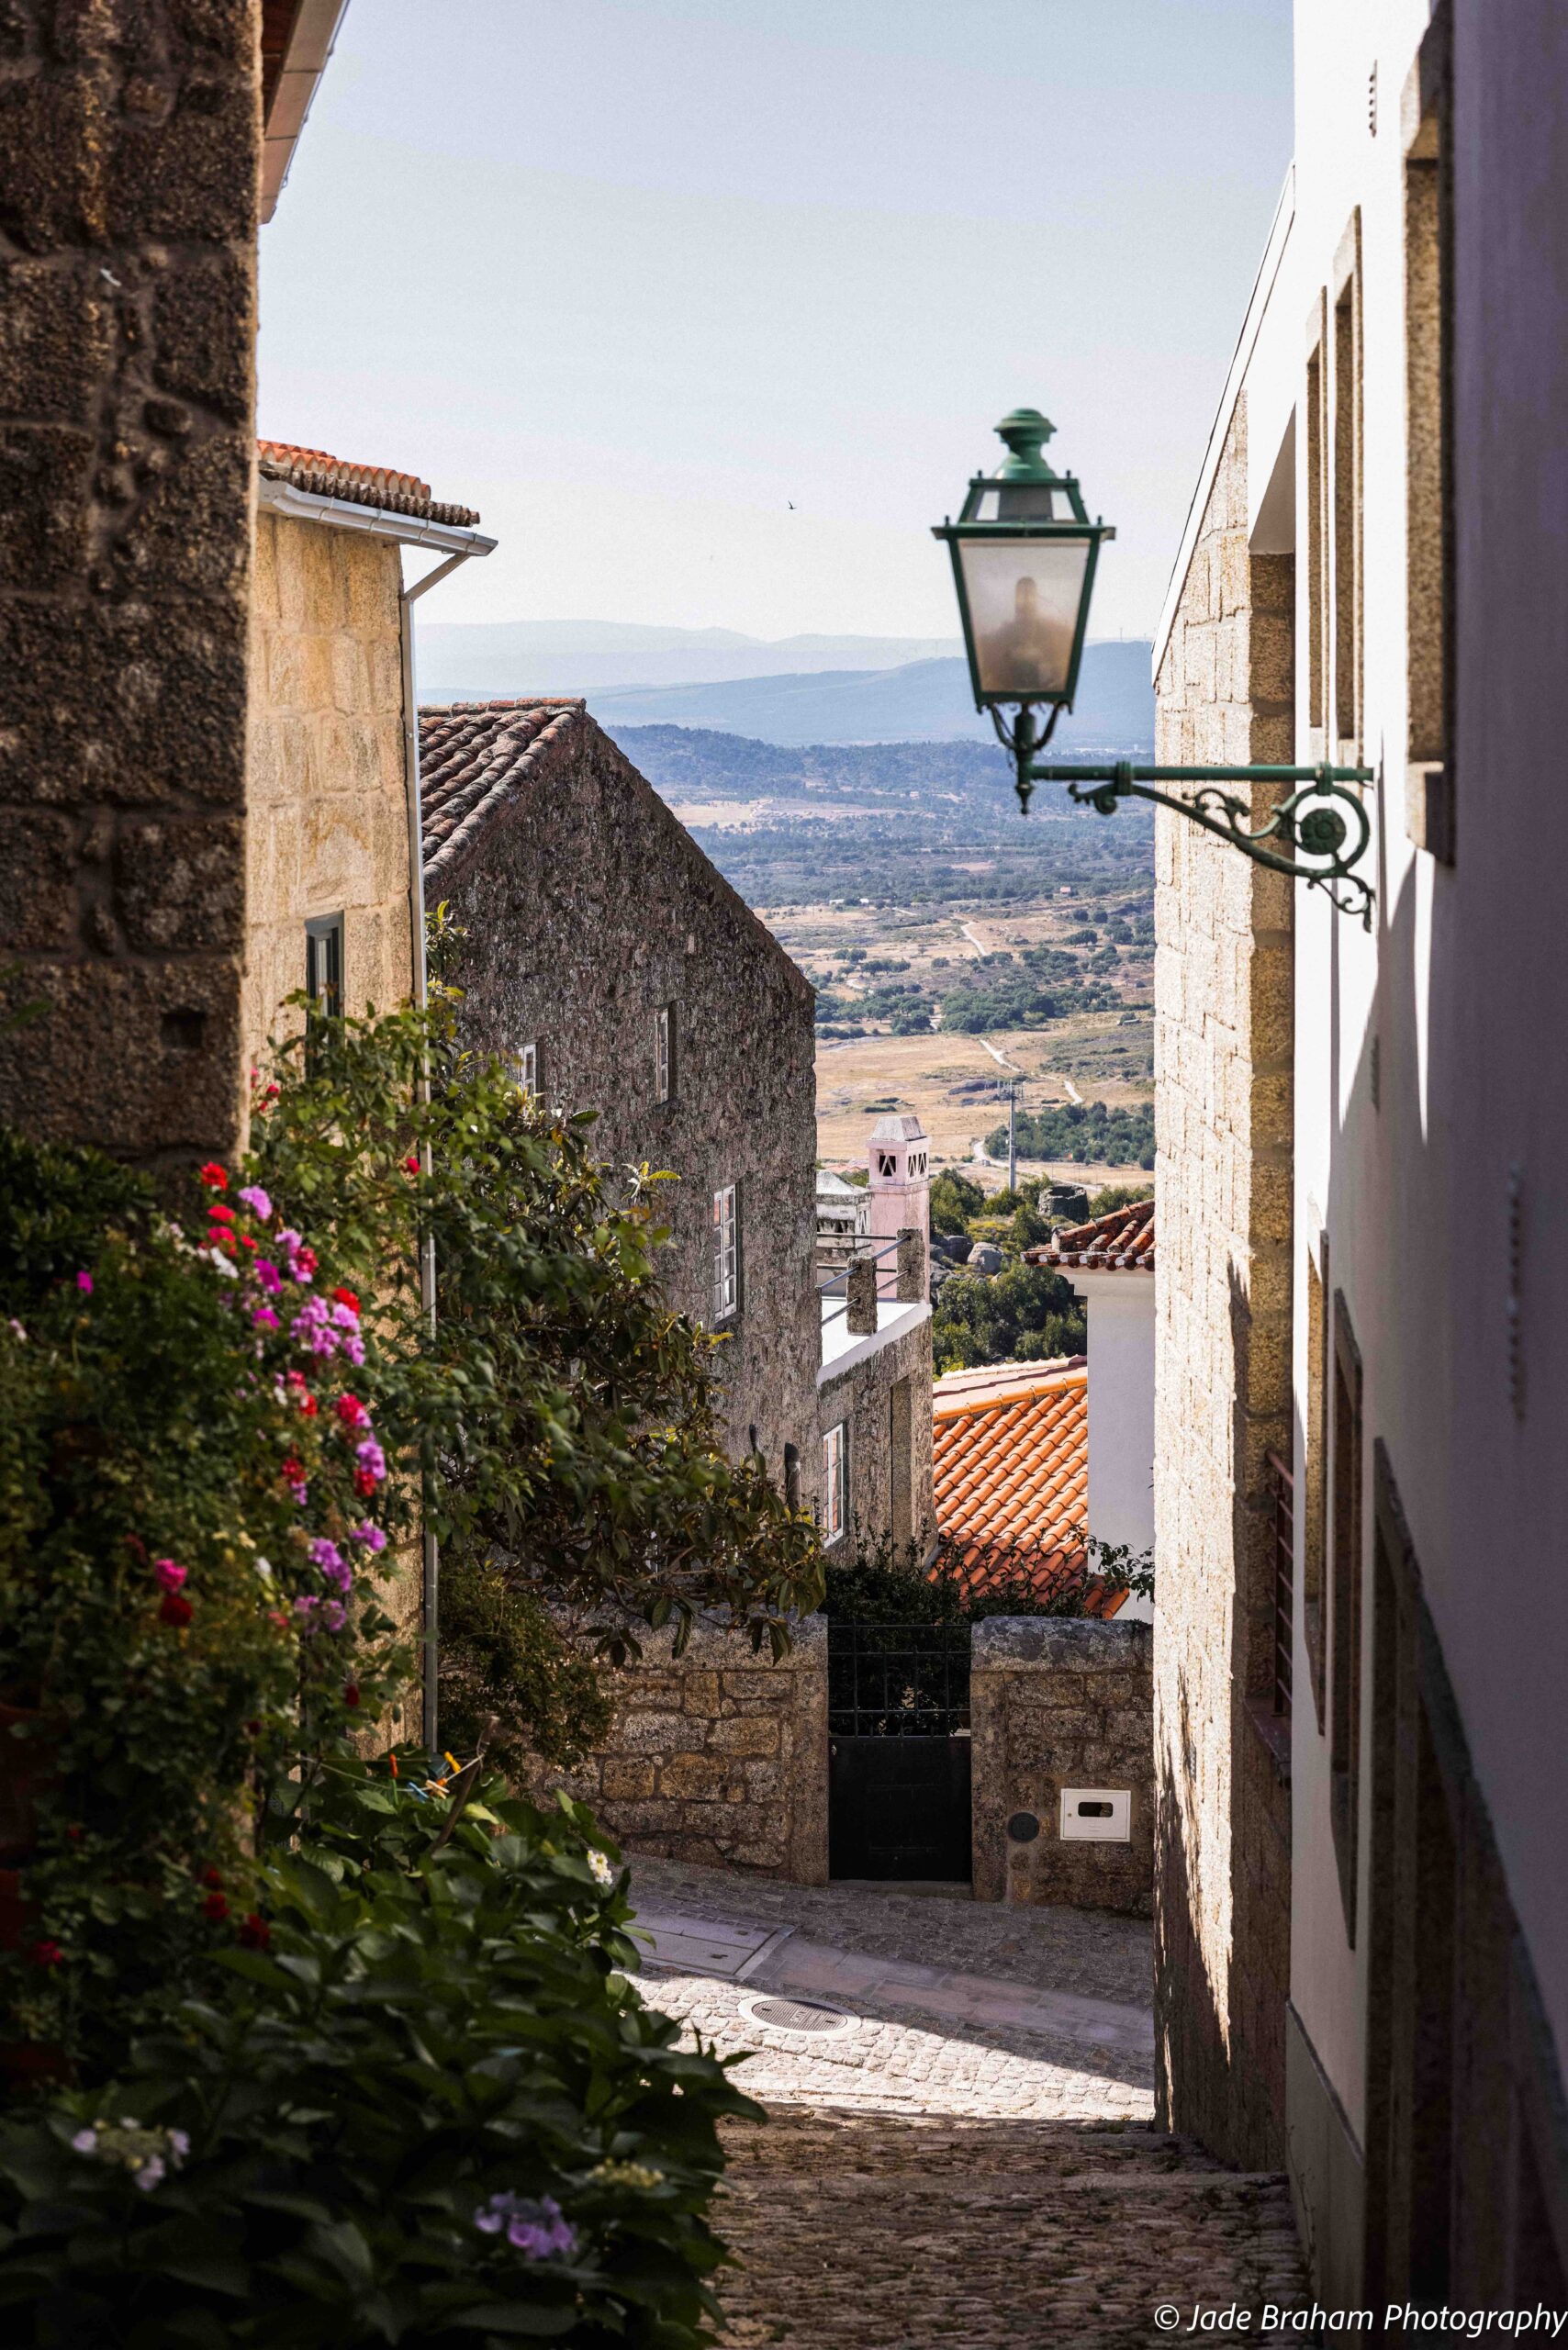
[238,1185,273,1223]
[255,1259,283,1295]
[71,2128,97,2154]
[294,1594,319,1617]
[308,1537,344,1574]
[321,1599,348,1632]
[355,1438,386,1483]
[330,1303,359,1330]
[352,1522,388,1553]
[75,1270,93,1294]
[474,2193,577,2262]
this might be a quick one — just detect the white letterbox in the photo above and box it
[1059,1787,1132,1842]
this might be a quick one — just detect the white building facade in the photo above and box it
[1152,0,1568,2304]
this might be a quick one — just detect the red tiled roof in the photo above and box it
[257,441,481,529]
[932,1360,1122,1613]
[1027,1198,1154,1271]
[418,699,588,890]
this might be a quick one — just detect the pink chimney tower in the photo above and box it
[868,1113,931,1281]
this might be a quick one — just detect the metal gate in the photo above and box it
[828,1621,972,1882]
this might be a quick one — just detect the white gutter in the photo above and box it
[1150,163,1295,682]
[262,0,353,224]
[257,470,498,559]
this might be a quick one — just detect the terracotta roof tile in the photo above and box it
[258,440,481,529]
[418,699,588,891]
[1026,1198,1155,1272]
[931,1360,1121,1613]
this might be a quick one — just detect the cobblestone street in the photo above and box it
[626,1862,1307,2344]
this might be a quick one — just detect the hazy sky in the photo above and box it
[259,0,1293,642]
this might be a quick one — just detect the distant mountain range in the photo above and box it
[415,618,961,697]
[423,635,1155,752]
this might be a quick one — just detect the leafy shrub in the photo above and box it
[823,1524,1152,1623]
[0,1770,755,2348]
[988,1098,1154,1169]
[931,1261,1084,1371]
[928,1168,985,1233]
[0,1140,403,2072]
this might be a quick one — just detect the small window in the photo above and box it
[822,1422,847,1546]
[655,1004,677,1103]
[712,1182,740,1323]
[514,1039,540,1098]
[876,1150,897,1178]
[305,913,344,1019]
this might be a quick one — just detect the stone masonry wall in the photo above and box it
[438,716,821,1494]
[970,1617,1153,1916]
[244,512,410,1069]
[1,2,260,1167]
[534,1616,828,1885]
[817,1310,935,1557]
[1152,392,1294,2168]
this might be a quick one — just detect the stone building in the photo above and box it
[1152,0,1568,2304]
[246,443,493,1066]
[0,3,352,1166]
[419,699,822,1487]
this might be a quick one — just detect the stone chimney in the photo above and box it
[868,1114,931,1281]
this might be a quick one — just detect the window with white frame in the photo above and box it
[655,1004,675,1103]
[712,1182,739,1322]
[822,1421,847,1546]
[514,1039,539,1097]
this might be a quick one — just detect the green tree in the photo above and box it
[931,1261,1084,1371]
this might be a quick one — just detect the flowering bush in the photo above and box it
[0,1771,753,2347]
[0,1130,404,2069]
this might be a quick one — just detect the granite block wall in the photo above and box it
[0,0,260,1166]
[817,1309,935,1558]
[244,511,411,1069]
[1152,393,1294,2167]
[532,1615,829,1885]
[969,1617,1153,1916]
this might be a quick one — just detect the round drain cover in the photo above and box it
[1006,1809,1042,1843]
[743,1994,851,2034]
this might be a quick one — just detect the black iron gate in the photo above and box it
[828,1621,972,1882]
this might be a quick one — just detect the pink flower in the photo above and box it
[321,1600,348,1632]
[355,1438,386,1486]
[254,1259,283,1294]
[292,1244,318,1283]
[75,1270,93,1294]
[308,1537,352,1593]
[352,1521,387,1553]
[238,1185,272,1222]
[252,1306,280,1332]
[154,1560,187,1593]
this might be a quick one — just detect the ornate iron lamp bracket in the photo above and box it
[997,711,1377,927]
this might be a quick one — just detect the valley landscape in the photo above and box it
[424,621,1159,1189]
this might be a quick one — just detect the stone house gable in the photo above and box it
[419,700,820,1495]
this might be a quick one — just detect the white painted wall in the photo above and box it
[1070,1269,1156,1625]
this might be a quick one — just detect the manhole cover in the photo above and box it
[742,1994,852,2035]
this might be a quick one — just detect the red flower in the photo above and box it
[240,1234,257,1252]
[280,1456,306,1487]
[335,1393,368,1429]
[263,1083,279,1102]
[332,1287,361,1314]
[65,1825,83,1843]
[202,1891,230,1923]
[403,1156,420,1176]
[342,1682,361,1710]
[210,1227,238,1258]
[265,1609,290,1633]
[207,1203,236,1225]
[295,1244,319,1280]
[238,1913,272,1952]
[159,1591,194,1628]
[201,1866,224,1889]
[198,1163,229,1192]
[28,1940,63,1968]
[353,1469,376,1499]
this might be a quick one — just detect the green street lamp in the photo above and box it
[935,408,1376,924]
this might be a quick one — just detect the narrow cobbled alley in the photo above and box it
[630,1862,1306,2346]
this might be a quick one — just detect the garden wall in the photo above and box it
[969,1617,1153,1915]
[534,1614,828,1885]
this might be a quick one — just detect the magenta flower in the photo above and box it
[238,1185,273,1223]
[252,1305,280,1331]
[355,1438,386,1484]
[352,1522,388,1553]
[154,1560,188,1593]
[254,1259,283,1295]
[75,1270,93,1294]
[294,1594,319,1617]
[321,1599,348,1632]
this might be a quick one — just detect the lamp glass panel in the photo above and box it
[958,536,1092,698]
